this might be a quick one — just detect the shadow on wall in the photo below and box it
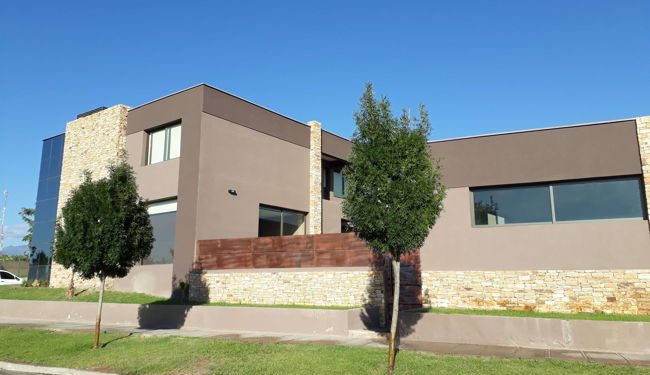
[137,273,208,330]
[360,253,423,337]
[360,255,389,331]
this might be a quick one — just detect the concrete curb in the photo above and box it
[0,361,119,375]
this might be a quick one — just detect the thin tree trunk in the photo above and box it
[93,275,106,349]
[66,271,75,299]
[387,257,400,373]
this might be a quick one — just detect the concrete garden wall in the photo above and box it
[400,311,650,354]
[2,300,650,353]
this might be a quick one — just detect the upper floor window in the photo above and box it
[333,169,346,198]
[258,205,306,237]
[148,123,181,165]
[472,176,645,226]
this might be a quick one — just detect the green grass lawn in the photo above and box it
[0,286,353,309]
[0,326,647,375]
[422,307,650,322]
[0,286,168,304]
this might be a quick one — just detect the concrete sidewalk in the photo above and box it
[1,318,650,368]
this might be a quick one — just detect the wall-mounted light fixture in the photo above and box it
[228,189,237,196]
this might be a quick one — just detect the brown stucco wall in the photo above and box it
[202,85,310,148]
[124,85,350,289]
[429,120,642,188]
[127,86,204,286]
[195,112,310,240]
[323,197,344,234]
[322,131,352,160]
[420,187,650,270]
[123,85,648,297]
[125,132,179,201]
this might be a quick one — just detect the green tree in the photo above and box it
[342,84,445,373]
[19,207,35,247]
[54,161,153,349]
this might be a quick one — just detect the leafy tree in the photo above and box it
[19,207,35,247]
[54,161,153,349]
[342,84,445,372]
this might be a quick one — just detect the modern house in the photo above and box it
[32,84,650,314]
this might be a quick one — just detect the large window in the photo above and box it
[473,185,552,225]
[148,123,181,165]
[553,178,645,221]
[258,205,306,237]
[143,199,177,264]
[472,176,645,226]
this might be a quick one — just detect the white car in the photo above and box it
[0,270,22,285]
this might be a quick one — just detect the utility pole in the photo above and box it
[0,190,7,254]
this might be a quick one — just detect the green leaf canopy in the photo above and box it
[342,84,446,258]
[54,162,154,279]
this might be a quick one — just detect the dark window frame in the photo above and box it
[258,204,307,237]
[142,199,177,265]
[333,168,346,198]
[470,175,646,227]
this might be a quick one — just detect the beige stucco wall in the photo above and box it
[195,113,310,240]
[189,267,384,307]
[421,187,650,271]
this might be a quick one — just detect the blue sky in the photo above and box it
[1,1,649,246]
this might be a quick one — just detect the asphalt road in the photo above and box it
[0,371,44,375]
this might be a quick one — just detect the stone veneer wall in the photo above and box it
[422,270,650,314]
[307,120,322,234]
[189,269,384,307]
[49,105,129,290]
[636,116,650,218]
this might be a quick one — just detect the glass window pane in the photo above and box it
[148,129,166,164]
[553,178,644,221]
[333,170,345,198]
[473,185,552,225]
[282,211,305,235]
[167,124,182,160]
[143,211,176,265]
[147,200,178,215]
[259,207,282,237]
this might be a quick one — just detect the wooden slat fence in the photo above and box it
[195,232,422,309]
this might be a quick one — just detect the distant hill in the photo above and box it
[1,245,29,256]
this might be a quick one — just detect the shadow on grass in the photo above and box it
[101,332,134,348]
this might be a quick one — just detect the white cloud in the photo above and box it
[1,222,29,246]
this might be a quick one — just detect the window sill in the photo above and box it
[472,217,646,228]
